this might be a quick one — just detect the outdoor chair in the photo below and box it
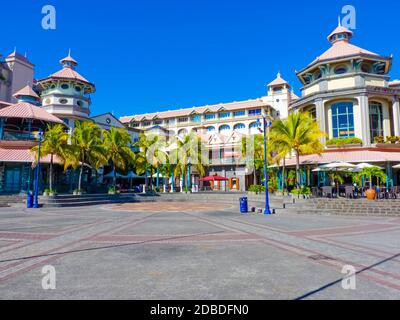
[345,186,354,199]
[311,187,320,198]
[322,186,333,198]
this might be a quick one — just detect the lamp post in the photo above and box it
[257,110,273,215]
[187,157,191,192]
[33,129,44,209]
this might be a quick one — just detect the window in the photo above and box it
[75,86,82,92]
[331,102,355,138]
[191,115,202,123]
[153,120,163,125]
[219,125,230,132]
[361,63,372,73]
[77,100,84,107]
[234,123,245,130]
[178,117,188,123]
[369,102,384,143]
[248,109,261,116]
[61,84,69,90]
[204,114,216,121]
[334,66,348,75]
[219,112,231,119]
[273,87,283,93]
[234,111,246,117]
[131,123,140,128]
[143,121,151,127]
[207,126,216,133]
[249,122,260,129]
[59,99,68,104]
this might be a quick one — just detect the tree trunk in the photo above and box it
[282,158,286,194]
[296,151,300,190]
[253,166,257,185]
[113,162,117,190]
[49,154,54,192]
[78,153,84,191]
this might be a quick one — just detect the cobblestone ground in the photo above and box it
[0,201,399,300]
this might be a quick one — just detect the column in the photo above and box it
[359,95,371,146]
[315,99,326,144]
[392,96,400,137]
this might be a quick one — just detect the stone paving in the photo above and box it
[0,201,399,300]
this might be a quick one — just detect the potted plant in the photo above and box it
[108,186,116,195]
[49,189,56,197]
[73,189,82,196]
[356,167,387,200]
[43,188,50,197]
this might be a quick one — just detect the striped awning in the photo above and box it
[0,147,63,164]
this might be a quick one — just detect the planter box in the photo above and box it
[326,143,362,149]
[375,143,400,149]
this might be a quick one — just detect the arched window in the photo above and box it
[178,129,187,137]
[234,123,245,130]
[249,122,260,129]
[369,102,384,143]
[219,125,230,132]
[331,102,355,138]
[207,126,216,133]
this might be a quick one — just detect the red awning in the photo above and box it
[0,147,62,164]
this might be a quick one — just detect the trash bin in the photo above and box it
[239,197,248,214]
[26,193,33,209]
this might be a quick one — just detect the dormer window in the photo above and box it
[334,66,348,75]
[361,63,372,73]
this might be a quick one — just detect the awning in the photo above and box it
[199,175,229,182]
[0,147,62,164]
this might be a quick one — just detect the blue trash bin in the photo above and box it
[26,193,33,209]
[240,197,248,214]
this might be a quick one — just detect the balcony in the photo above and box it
[0,131,39,147]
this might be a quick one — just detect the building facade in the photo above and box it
[288,24,400,187]
[120,75,298,191]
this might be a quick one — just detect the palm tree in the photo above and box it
[64,121,107,192]
[31,124,69,192]
[134,132,168,190]
[172,132,206,191]
[270,112,325,189]
[103,127,137,190]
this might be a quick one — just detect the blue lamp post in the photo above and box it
[33,129,44,209]
[257,110,273,215]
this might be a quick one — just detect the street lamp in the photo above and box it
[33,129,44,209]
[257,110,273,215]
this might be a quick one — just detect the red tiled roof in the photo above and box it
[0,102,64,124]
[284,149,400,166]
[120,99,269,123]
[50,67,90,83]
[0,147,62,164]
[268,73,289,87]
[13,85,40,99]
[327,26,353,41]
[314,41,378,64]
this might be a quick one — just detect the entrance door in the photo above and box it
[5,167,22,193]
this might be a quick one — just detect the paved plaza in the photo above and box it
[0,200,399,300]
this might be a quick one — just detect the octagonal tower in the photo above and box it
[37,52,96,131]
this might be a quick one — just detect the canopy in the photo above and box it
[356,163,383,169]
[126,171,145,179]
[199,175,229,182]
[103,170,126,179]
[152,173,168,178]
[393,164,400,169]
[318,161,356,172]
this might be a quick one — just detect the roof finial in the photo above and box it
[338,16,342,27]
[68,48,71,57]
[277,71,281,78]
[13,47,17,54]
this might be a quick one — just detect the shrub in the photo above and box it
[374,136,385,144]
[248,185,266,193]
[326,137,363,146]
[386,136,400,144]
[291,186,311,196]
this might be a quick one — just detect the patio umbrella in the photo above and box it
[393,164,400,169]
[356,163,383,170]
[103,170,127,178]
[318,161,356,171]
[199,175,229,182]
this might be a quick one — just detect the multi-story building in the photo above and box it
[0,50,34,105]
[288,23,400,187]
[120,74,298,191]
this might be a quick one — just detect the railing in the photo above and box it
[2,131,38,141]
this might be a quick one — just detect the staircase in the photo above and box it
[39,193,138,208]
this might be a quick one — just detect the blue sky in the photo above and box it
[1,0,399,118]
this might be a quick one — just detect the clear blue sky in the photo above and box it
[1,0,399,118]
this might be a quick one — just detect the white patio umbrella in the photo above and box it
[393,164,400,169]
[356,163,383,170]
[318,161,356,171]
